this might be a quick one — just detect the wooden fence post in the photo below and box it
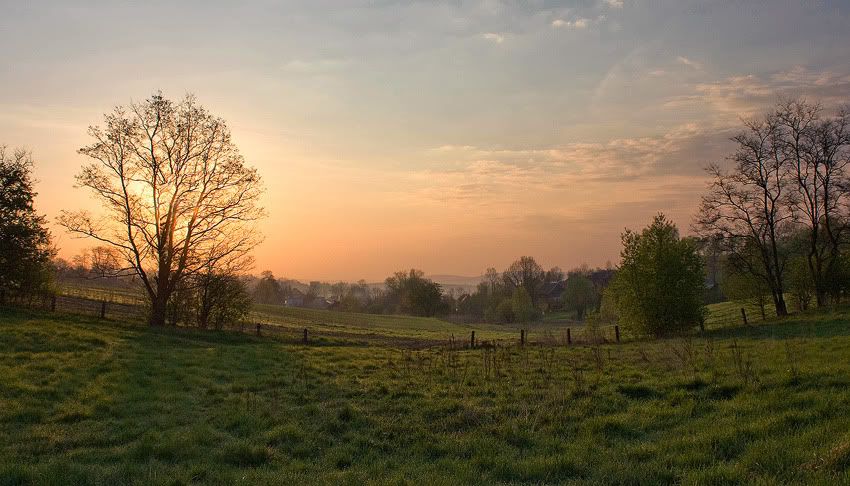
[615,325,621,343]
[256,323,261,336]
[470,331,475,349]
[100,301,106,319]
[566,328,572,345]
[741,308,748,326]
[520,329,525,346]
[303,328,308,344]
[50,294,57,312]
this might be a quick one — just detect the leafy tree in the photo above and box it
[544,266,564,283]
[384,269,445,316]
[254,271,283,304]
[495,298,515,323]
[511,286,535,323]
[0,147,53,298]
[786,257,815,312]
[59,93,264,326]
[611,214,706,336]
[195,271,252,330]
[503,256,545,305]
[562,273,595,320]
[165,269,252,329]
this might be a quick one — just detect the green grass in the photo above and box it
[2,306,850,484]
[704,299,779,329]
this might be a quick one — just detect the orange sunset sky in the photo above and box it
[3,1,849,281]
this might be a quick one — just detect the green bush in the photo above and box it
[610,214,706,336]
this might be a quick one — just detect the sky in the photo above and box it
[2,0,850,282]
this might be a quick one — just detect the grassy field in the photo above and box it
[252,303,603,346]
[2,305,850,484]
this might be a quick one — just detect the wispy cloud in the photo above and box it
[481,32,505,43]
[552,15,607,29]
[676,56,702,70]
[418,123,719,208]
[664,66,850,118]
[603,0,624,8]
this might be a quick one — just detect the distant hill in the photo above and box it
[427,274,484,288]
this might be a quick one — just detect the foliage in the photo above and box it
[503,256,545,305]
[510,286,535,323]
[786,257,815,312]
[0,147,53,297]
[384,269,446,317]
[611,214,706,336]
[562,273,595,320]
[195,272,253,330]
[164,271,252,329]
[253,271,285,305]
[721,266,772,320]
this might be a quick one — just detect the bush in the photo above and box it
[610,214,706,337]
[511,287,535,323]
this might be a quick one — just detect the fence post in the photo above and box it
[520,329,525,346]
[100,301,106,319]
[303,328,308,344]
[50,294,57,312]
[615,325,621,343]
[256,323,261,336]
[566,328,572,345]
[470,331,475,349]
[740,308,748,326]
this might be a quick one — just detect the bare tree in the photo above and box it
[59,93,264,326]
[775,99,850,305]
[696,114,792,316]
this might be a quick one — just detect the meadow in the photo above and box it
[49,282,614,346]
[2,302,850,485]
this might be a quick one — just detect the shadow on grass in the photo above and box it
[702,306,850,341]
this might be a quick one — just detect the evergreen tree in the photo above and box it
[0,147,53,298]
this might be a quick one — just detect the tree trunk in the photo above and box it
[773,291,788,317]
[149,296,168,327]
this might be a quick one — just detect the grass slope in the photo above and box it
[2,307,849,484]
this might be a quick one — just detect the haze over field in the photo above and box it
[2,0,849,280]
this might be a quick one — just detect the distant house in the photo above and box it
[306,298,330,310]
[541,280,567,310]
[284,288,305,307]
[285,288,333,309]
